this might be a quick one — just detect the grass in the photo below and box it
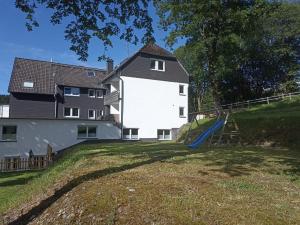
[1,97,300,224]
[178,96,300,147]
[0,142,300,225]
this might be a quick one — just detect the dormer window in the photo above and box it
[87,71,96,77]
[150,59,165,72]
[23,81,34,88]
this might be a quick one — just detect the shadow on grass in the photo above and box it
[7,141,300,225]
[0,172,41,187]
[8,142,194,225]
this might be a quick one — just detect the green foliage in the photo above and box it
[0,95,9,104]
[156,0,300,106]
[15,0,154,61]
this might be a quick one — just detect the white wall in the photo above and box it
[0,119,120,158]
[121,76,188,139]
[0,105,9,118]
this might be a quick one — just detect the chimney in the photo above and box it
[107,59,114,74]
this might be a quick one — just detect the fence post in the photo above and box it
[289,93,292,100]
[267,97,269,104]
[282,93,284,100]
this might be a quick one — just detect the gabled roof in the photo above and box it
[139,43,175,58]
[102,43,176,82]
[8,58,106,94]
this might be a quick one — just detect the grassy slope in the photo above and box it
[0,98,299,224]
[179,97,300,148]
[0,141,299,225]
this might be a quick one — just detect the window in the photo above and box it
[179,85,185,95]
[77,126,97,139]
[88,89,95,98]
[87,71,96,77]
[179,107,185,117]
[150,59,165,71]
[88,126,97,138]
[23,81,34,88]
[2,126,17,141]
[96,90,103,98]
[64,87,80,96]
[157,129,171,140]
[123,128,139,140]
[96,110,103,120]
[64,107,80,118]
[88,109,96,119]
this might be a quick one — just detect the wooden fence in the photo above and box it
[0,144,54,172]
[0,156,52,172]
[191,91,300,116]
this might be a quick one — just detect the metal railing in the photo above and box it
[191,91,300,116]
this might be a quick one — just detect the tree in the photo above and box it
[0,95,9,104]
[16,0,154,61]
[156,0,300,106]
[175,45,212,112]
[155,0,263,105]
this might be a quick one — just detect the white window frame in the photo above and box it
[77,125,97,139]
[23,81,34,88]
[88,89,96,98]
[157,129,171,140]
[1,125,17,142]
[179,107,185,118]
[64,107,80,118]
[150,59,165,72]
[96,90,103,98]
[88,109,96,120]
[122,128,139,140]
[179,85,185,95]
[64,87,80,96]
[96,110,104,120]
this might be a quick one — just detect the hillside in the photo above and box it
[0,98,299,225]
[179,97,300,148]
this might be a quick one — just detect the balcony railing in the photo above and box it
[104,91,120,105]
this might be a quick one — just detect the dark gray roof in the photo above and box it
[139,43,175,58]
[102,43,176,82]
[9,58,106,94]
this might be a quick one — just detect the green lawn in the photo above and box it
[1,142,300,225]
[1,97,300,224]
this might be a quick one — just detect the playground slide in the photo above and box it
[188,119,225,149]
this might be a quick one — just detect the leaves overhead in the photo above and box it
[15,0,154,61]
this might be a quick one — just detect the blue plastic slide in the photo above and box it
[188,119,225,149]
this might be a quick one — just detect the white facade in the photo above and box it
[0,105,9,118]
[121,76,188,139]
[0,119,120,158]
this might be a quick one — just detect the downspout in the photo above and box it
[119,73,124,140]
[54,83,58,118]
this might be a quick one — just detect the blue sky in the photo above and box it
[0,1,183,94]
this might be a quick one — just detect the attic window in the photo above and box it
[23,81,34,88]
[87,71,96,77]
[150,59,165,72]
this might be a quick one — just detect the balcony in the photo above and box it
[104,91,120,105]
